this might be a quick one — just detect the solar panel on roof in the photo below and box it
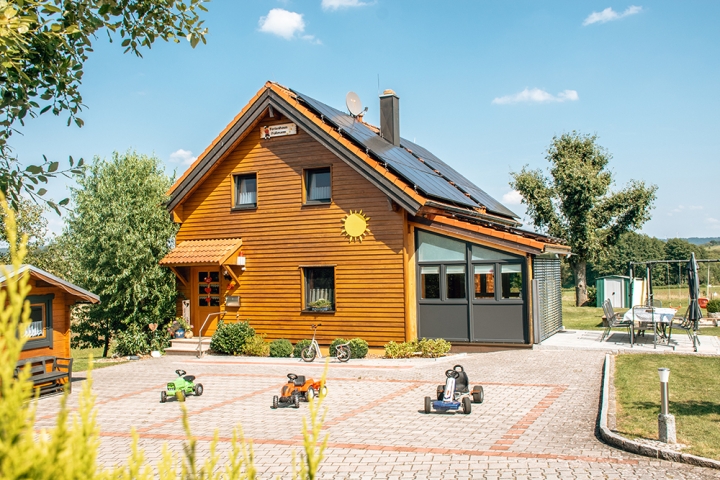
[291,89,480,209]
[400,139,519,219]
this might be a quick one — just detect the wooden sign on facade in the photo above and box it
[261,123,297,139]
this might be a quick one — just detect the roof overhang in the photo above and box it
[0,265,100,304]
[160,238,244,286]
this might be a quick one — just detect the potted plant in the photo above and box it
[169,317,191,338]
[308,298,333,312]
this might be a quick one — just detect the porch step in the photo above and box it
[164,337,212,356]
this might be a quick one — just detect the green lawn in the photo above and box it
[71,347,128,372]
[561,288,720,336]
[614,354,720,460]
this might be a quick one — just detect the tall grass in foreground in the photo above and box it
[0,196,328,479]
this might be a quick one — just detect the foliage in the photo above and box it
[242,334,270,357]
[418,338,452,358]
[585,285,597,306]
[269,338,293,357]
[329,338,348,355]
[0,0,208,211]
[210,320,255,356]
[64,151,178,356]
[384,340,416,359]
[347,338,369,359]
[0,194,328,480]
[293,339,311,358]
[113,323,150,356]
[308,298,332,309]
[511,132,657,306]
[706,299,720,314]
[587,231,667,284]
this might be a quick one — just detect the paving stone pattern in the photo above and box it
[33,351,720,479]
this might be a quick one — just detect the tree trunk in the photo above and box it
[572,259,588,307]
[102,334,110,358]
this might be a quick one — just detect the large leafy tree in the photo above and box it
[64,151,178,357]
[0,0,208,211]
[511,132,657,306]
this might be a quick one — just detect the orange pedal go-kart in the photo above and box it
[272,373,327,409]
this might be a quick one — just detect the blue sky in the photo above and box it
[12,1,720,239]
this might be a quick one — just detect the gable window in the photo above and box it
[234,173,257,208]
[22,294,54,351]
[305,167,331,204]
[304,267,335,311]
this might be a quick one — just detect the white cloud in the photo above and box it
[707,217,719,224]
[502,190,524,205]
[583,6,642,26]
[169,149,196,165]
[322,0,371,11]
[492,88,579,105]
[259,9,306,40]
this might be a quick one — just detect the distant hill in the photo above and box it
[685,237,720,245]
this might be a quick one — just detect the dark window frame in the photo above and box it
[303,167,332,205]
[302,266,336,313]
[22,294,54,351]
[232,172,258,210]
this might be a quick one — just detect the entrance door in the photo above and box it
[192,268,221,336]
[606,278,623,308]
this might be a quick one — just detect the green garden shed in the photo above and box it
[596,275,644,309]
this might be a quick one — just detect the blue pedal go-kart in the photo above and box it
[424,365,484,414]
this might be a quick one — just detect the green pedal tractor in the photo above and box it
[161,369,204,403]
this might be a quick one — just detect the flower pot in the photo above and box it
[151,350,162,358]
[174,328,185,338]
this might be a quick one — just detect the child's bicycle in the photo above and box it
[301,324,351,362]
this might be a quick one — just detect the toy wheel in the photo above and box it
[160,391,167,403]
[293,395,300,409]
[472,385,484,404]
[424,396,431,414]
[320,385,328,397]
[462,396,471,414]
[307,387,315,401]
[336,345,350,362]
[436,385,445,401]
[301,346,316,362]
[176,390,186,403]
[272,395,279,409]
[194,383,204,396]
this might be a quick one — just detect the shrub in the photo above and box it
[384,340,417,359]
[586,286,597,306]
[418,338,451,358]
[270,338,293,357]
[348,338,369,359]
[330,338,348,356]
[113,324,150,356]
[293,339,312,358]
[210,320,255,355]
[706,299,720,314]
[242,334,270,357]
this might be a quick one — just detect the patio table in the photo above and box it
[622,306,677,349]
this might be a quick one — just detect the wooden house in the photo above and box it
[160,82,570,349]
[2,265,100,360]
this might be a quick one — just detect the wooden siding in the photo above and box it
[19,281,71,360]
[176,119,407,346]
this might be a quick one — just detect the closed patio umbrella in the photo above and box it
[687,252,703,327]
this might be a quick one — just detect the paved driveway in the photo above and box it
[34,350,720,479]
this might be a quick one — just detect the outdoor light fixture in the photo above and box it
[657,367,675,443]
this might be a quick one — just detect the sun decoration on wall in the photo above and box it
[341,210,370,243]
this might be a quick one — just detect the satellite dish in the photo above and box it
[346,91,366,117]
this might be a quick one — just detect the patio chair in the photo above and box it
[668,312,700,352]
[601,299,634,346]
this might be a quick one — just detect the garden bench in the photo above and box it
[15,356,73,396]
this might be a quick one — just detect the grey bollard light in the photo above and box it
[657,368,676,443]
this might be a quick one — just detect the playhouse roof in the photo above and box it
[1,265,100,304]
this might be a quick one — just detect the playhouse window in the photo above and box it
[22,294,54,351]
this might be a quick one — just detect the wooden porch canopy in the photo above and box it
[160,238,244,286]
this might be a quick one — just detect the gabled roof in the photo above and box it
[167,81,518,223]
[166,82,568,253]
[160,238,243,266]
[1,265,100,304]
